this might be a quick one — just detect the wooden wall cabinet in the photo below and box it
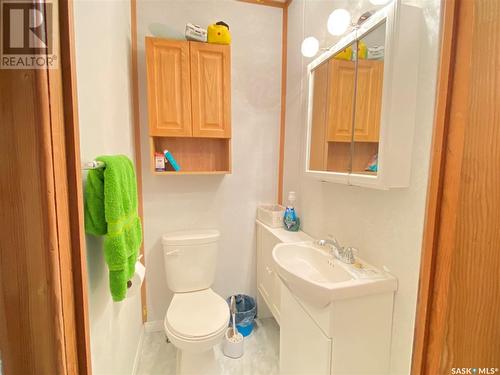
[146,39,192,137]
[326,59,383,143]
[327,60,356,143]
[190,42,231,138]
[353,60,383,142]
[145,37,231,174]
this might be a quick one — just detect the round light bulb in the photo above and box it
[369,0,391,4]
[327,9,351,36]
[301,36,319,58]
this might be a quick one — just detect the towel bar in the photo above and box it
[83,161,105,170]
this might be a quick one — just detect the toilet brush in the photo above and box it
[230,296,238,338]
[223,296,244,358]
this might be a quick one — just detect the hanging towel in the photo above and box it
[84,155,143,301]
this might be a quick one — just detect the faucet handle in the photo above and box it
[332,238,342,249]
[343,247,357,264]
[315,239,326,247]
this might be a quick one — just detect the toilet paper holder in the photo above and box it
[127,255,145,292]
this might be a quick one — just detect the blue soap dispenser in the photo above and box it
[283,191,300,232]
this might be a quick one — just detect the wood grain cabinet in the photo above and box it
[190,42,231,138]
[146,39,192,137]
[353,60,384,142]
[327,59,383,143]
[327,59,356,142]
[145,37,231,174]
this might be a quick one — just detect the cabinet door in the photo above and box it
[146,38,192,137]
[327,59,356,142]
[261,229,278,306]
[353,60,384,142]
[280,283,332,375]
[190,42,231,138]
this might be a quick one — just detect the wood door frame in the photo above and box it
[0,0,91,373]
[412,0,500,372]
[411,0,459,372]
[57,1,92,372]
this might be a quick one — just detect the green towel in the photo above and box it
[84,155,143,301]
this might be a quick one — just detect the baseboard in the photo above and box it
[144,319,164,333]
[132,325,145,375]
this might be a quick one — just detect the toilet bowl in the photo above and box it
[162,230,229,375]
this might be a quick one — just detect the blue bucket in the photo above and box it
[227,294,256,337]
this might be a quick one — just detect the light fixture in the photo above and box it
[301,36,319,57]
[369,0,391,5]
[327,9,351,36]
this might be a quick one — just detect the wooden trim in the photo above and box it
[0,0,91,372]
[412,0,500,371]
[277,1,289,205]
[236,0,292,205]
[411,0,459,372]
[57,0,92,373]
[130,0,147,323]
[237,0,286,9]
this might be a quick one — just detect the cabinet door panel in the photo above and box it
[190,42,231,138]
[327,59,356,142]
[146,38,192,136]
[280,283,332,375]
[353,60,384,142]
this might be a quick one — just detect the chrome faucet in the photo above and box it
[316,238,356,264]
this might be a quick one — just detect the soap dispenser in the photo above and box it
[283,191,300,232]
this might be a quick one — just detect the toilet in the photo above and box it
[162,230,230,375]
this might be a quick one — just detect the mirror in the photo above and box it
[309,42,357,173]
[352,22,385,175]
[307,20,386,178]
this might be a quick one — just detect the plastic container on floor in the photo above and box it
[226,294,256,337]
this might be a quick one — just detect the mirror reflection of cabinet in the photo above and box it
[306,3,421,189]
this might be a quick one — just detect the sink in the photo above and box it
[272,242,397,307]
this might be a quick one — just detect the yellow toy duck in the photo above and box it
[207,21,231,45]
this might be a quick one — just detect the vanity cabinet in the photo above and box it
[256,222,282,323]
[280,281,332,375]
[145,37,231,174]
[280,276,395,375]
[255,220,312,325]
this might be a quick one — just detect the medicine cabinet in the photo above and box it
[305,3,421,188]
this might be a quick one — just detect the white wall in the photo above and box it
[137,0,283,322]
[283,1,441,374]
[74,1,143,373]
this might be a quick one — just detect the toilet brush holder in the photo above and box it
[222,327,244,359]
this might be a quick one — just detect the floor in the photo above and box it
[136,318,280,375]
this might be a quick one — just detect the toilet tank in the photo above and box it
[162,229,220,293]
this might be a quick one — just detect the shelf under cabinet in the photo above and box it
[150,136,231,175]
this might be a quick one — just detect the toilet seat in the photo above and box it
[165,288,229,340]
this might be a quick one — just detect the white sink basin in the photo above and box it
[272,242,397,307]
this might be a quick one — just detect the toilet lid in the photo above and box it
[166,289,230,339]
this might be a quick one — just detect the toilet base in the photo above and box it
[176,347,218,375]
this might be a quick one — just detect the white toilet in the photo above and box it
[162,229,230,375]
